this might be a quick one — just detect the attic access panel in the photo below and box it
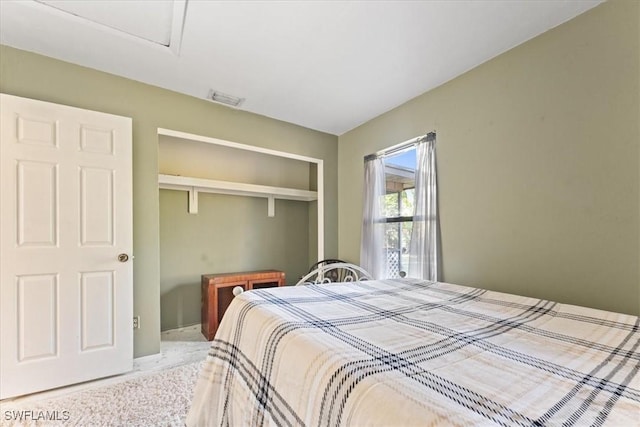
[36,0,186,51]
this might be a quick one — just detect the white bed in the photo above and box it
[187,278,639,426]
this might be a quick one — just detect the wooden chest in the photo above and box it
[201,270,285,340]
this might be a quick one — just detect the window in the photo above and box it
[382,148,416,278]
[361,132,437,281]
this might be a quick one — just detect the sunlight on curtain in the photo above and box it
[408,137,438,281]
[360,157,387,279]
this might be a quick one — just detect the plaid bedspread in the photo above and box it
[187,279,640,426]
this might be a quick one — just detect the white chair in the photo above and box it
[295,262,373,286]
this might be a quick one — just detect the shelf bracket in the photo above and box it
[188,187,198,214]
[267,196,275,217]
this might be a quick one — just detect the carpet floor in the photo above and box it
[1,361,203,426]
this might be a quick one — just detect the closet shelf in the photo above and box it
[158,174,317,215]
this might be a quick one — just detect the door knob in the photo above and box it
[118,253,129,262]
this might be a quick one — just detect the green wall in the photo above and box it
[160,191,311,331]
[157,131,318,331]
[0,45,338,356]
[338,0,640,315]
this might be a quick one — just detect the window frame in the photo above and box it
[382,183,415,278]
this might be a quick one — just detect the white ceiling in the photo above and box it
[0,0,602,135]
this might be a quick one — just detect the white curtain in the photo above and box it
[408,137,439,281]
[360,157,387,279]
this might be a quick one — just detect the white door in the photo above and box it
[0,94,133,399]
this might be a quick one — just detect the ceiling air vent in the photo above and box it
[207,90,245,108]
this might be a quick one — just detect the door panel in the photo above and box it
[80,271,115,351]
[17,160,58,247]
[0,94,133,399]
[17,115,57,147]
[80,167,114,246]
[17,274,58,361]
[80,125,114,155]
